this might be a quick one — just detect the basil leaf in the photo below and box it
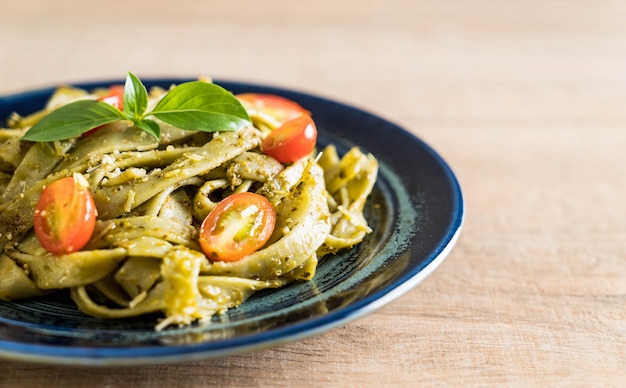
[124,71,148,120]
[21,100,126,142]
[134,119,160,139]
[20,75,253,143]
[149,81,250,132]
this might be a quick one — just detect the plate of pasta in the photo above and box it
[0,77,463,365]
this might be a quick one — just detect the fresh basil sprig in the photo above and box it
[21,72,251,142]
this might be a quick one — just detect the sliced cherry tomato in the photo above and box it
[33,174,97,255]
[84,85,125,137]
[261,115,317,163]
[237,93,310,123]
[98,84,125,111]
[199,192,276,262]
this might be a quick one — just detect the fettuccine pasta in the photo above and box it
[0,81,378,330]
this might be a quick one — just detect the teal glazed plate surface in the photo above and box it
[0,79,464,365]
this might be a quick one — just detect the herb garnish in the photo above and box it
[21,72,251,142]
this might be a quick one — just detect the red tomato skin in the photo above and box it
[33,176,97,255]
[83,85,125,137]
[261,115,317,163]
[199,192,276,262]
[99,85,125,111]
[236,93,310,123]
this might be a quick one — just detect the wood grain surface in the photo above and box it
[0,0,625,386]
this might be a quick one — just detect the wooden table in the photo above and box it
[1,0,624,386]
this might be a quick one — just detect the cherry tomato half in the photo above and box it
[261,115,317,163]
[99,84,125,111]
[84,85,125,137]
[199,192,276,262]
[236,93,310,123]
[33,174,98,255]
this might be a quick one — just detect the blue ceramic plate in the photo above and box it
[0,79,463,365]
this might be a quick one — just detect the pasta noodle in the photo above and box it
[0,82,378,330]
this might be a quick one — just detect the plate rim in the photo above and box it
[0,78,464,365]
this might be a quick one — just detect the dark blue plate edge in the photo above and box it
[0,78,464,365]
